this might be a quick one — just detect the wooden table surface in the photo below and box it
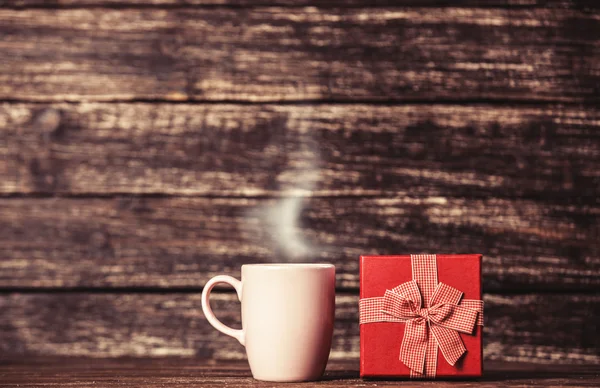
[0,358,598,387]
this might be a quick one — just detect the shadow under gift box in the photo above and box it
[359,254,483,378]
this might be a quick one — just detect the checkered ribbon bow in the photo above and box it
[359,254,484,378]
[382,280,479,374]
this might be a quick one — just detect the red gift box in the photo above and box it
[359,254,483,379]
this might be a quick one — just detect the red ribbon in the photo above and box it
[359,254,484,378]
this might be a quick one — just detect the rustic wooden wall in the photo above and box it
[0,0,599,365]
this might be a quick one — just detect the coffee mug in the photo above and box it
[201,263,336,382]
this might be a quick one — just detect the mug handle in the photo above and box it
[201,275,245,346]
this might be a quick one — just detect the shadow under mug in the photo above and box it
[201,263,336,382]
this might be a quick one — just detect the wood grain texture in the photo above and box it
[0,359,599,388]
[0,197,598,290]
[0,293,598,364]
[0,8,598,102]
[3,0,599,7]
[2,103,600,198]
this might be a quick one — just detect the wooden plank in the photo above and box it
[2,103,599,198]
[0,197,598,291]
[3,0,598,7]
[1,360,599,388]
[0,293,598,365]
[0,8,598,102]
[0,359,599,388]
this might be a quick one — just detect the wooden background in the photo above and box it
[0,0,599,366]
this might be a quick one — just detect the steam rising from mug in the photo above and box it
[249,110,321,261]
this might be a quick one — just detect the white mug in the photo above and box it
[201,263,336,382]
